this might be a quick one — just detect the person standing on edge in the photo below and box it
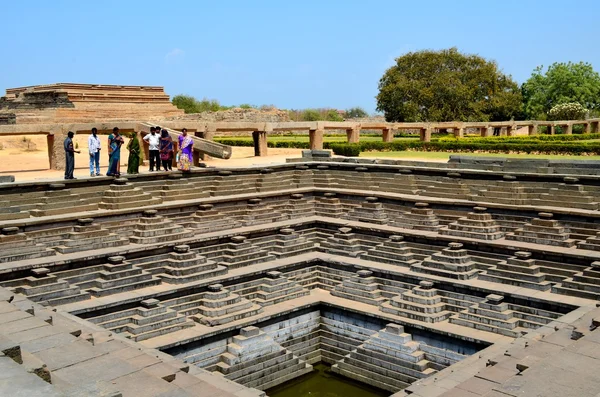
[88,127,102,177]
[177,128,193,172]
[143,127,161,171]
[126,132,142,174]
[107,127,124,177]
[64,131,80,179]
[159,129,173,171]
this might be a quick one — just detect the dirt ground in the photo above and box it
[0,135,309,182]
[0,135,448,182]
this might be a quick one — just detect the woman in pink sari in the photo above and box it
[177,128,193,172]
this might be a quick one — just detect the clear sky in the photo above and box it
[2,0,598,113]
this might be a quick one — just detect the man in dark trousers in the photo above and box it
[64,131,81,179]
[143,126,162,171]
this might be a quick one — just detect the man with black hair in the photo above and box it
[88,127,102,177]
[144,126,162,171]
[64,131,80,179]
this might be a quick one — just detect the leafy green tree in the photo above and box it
[172,94,200,113]
[522,62,600,119]
[325,109,344,121]
[376,48,522,122]
[344,107,368,118]
[301,109,321,121]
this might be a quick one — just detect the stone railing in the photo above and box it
[1,118,600,169]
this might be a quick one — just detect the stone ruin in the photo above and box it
[1,157,600,396]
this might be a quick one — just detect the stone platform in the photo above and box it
[1,159,600,396]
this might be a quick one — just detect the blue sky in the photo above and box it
[2,0,598,113]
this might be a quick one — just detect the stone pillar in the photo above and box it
[454,127,464,138]
[346,127,360,143]
[252,131,268,156]
[47,131,66,170]
[309,129,324,150]
[592,121,600,134]
[192,131,202,166]
[528,124,538,136]
[141,132,150,162]
[382,128,394,142]
[420,127,431,142]
[584,123,591,134]
[506,126,514,137]
[564,123,573,135]
[171,140,179,168]
[200,130,215,161]
[548,125,555,135]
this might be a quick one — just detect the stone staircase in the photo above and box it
[5,267,89,307]
[506,212,577,247]
[212,326,313,391]
[331,323,465,393]
[0,227,56,263]
[132,245,227,284]
[200,236,276,269]
[370,171,420,195]
[361,235,418,267]
[29,184,98,217]
[129,210,189,244]
[534,183,599,210]
[262,228,315,258]
[393,202,442,231]
[473,181,532,205]
[314,192,345,218]
[188,284,263,326]
[229,271,309,307]
[479,251,553,291]
[553,261,600,300]
[241,198,287,226]
[99,178,162,210]
[418,178,471,200]
[88,298,195,341]
[439,206,504,240]
[331,270,387,306]
[53,255,161,298]
[380,281,454,323]
[285,193,315,218]
[191,204,242,233]
[411,242,480,280]
[159,176,209,202]
[53,218,129,254]
[449,294,560,338]
[344,196,389,224]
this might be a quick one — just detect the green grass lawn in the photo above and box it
[360,151,600,161]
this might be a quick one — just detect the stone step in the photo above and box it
[88,276,161,297]
[478,272,552,291]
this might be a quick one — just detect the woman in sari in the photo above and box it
[177,128,193,172]
[106,127,124,177]
[159,129,173,171]
[126,132,142,174]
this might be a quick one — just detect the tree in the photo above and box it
[522,62,600,119]
[376,48,522,122]
[548,102,588,121]
[345,107,368,119]
[172,94,200,113]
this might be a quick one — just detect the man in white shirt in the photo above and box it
[143,126,161,171]
[88,127,102,177]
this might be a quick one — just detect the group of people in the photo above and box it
[64,126,195,180]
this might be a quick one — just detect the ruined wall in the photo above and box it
[165,107,291,123]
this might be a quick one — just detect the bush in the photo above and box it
[330,143,361,157]
[548,102,588,120]
[345,107,369,119]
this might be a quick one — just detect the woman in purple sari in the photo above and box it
[177,128,193,172]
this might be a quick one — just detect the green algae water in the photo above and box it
[265,363,390,397]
